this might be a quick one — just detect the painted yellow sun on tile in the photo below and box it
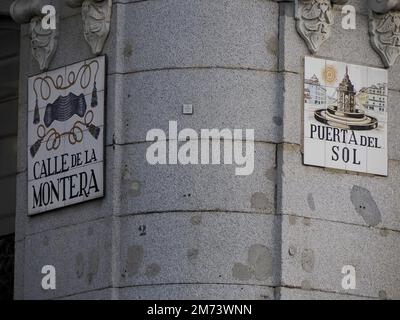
[323,64,337,86]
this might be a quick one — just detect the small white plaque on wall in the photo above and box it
[303,56,388,176]
[27,56,106,215]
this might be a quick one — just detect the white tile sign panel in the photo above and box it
[27,56,105,215]
[303,57,388,176]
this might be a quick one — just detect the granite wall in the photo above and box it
[12,0,400,300]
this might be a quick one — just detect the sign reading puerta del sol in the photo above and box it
[303,57,388,176]
[27,56,105,215]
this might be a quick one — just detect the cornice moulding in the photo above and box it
[9,0,54,24]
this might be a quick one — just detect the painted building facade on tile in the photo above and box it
[0,0,400,300]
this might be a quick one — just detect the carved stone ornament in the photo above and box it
[369,0,400,67]
[10,0,58,71]
[30,16,58,71]
[368,0,400,13]
[67,0,112,55]
[295,0,349,53]
[295,0,334,53]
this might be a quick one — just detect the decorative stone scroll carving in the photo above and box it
[295,0,349,53]
[369,0,400,67]
[368,0,400,13]
[67,0,112,55]
[10,0,58,71]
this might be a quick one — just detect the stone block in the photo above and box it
[112,0,279,73]
[281,215,400,299]
[111,70,281,145]
[279,143,400,231]
[278,287,374,300]
[119,284,274,300]
[116,212,279,287]
[22,218,112,299]
[116,142,276,215]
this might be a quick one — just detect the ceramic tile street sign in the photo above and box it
[303,57,388,176]
[27,56,105,215]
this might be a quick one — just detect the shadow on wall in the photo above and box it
[0,234,14,300]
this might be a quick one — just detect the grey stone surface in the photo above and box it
[281,214,400,299]
[279,72,301,145]
[331,0,370,17]
[116,142,276,215]
[111,70,281,146]
[110,0,279,74]
[279,143,400,231]
[12,0,400,300]
[118,284,275,300]
[58,288,113,300]
[387,89,400,160]
[60,284,275,300]
[13,240,24,300]
[22,218,112,299]
[116,212,279,288]
[278,287,374,300]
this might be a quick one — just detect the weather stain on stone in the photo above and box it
[248,244,272,281]
[232,244,272,281]
[190,215,202,225]
[380,228,389,237]
[42,236,49,246]
[379,290,387,300]
[145,263,161,278]
[307,193,316,211]
[88,226,94,236]
[265,168,276,182]
[350,185,382,227]
[266,35,278,56]
[301,249,315,273]
[303,217,311,226]
[288,245,297,256]
[251,193,270,210]
[75,253,84,279]
[232,263,252,281]
[129,181,141,197]
[126,245,143,277]
[187,248,199,261]
[123,43,133,58]
[87,250,99,285]
[273,116,283,126]
[288,215,297,225]
[301,279,311,290]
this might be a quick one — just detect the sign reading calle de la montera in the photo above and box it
[303,57,388,176]
[27,56,105,215]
